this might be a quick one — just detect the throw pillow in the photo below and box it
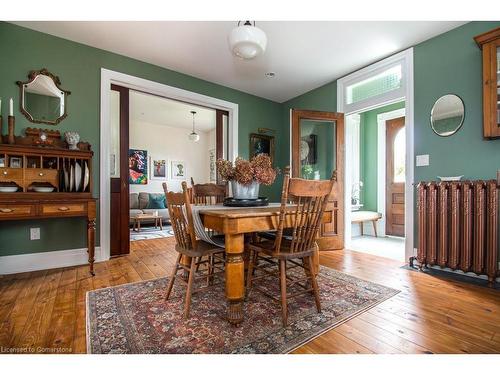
[147,193,166,209]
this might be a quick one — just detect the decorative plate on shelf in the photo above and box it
[75,161,82,192]
[0,186,18,193]
[70,164,74,192]
[33,186,55,193]
[83,161,90,192]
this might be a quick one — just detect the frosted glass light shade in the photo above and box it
[228,24,267,60]
[188,132,200,142]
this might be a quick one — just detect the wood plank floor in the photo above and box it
[1,237,499,354]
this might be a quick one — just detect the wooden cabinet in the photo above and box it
[474,27,500,139]
[0,143,97,275]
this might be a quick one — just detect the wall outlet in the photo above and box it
[416,154,430,167]
[30,227,40,240]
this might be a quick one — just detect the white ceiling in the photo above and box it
[13,21,467,103]
[130,90,216,132]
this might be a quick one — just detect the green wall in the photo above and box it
[0,22,283,256]
[359,101,405,211]
[281,21,500,257]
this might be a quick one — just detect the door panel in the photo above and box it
[110,84,130,256]
[291,109,344,250]
[386,116,405,237]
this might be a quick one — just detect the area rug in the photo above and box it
[86,266,399,354]
[129,226,175,241]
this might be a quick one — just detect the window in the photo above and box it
[347,65,402,106]
[393,127,405,183]
[347,114,362,206]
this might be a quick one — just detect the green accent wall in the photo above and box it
[280,21,500,257]
[0,22,283,256]
[359,101,405,211]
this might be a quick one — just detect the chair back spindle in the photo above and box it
[190,177,227,205]
[274,167,335,254]
[163,182,197,250]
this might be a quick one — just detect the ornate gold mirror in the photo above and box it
[16,69,71,125]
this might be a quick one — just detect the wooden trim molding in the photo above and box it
[474,27,500,48]
[0,246,103,275]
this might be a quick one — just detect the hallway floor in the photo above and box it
[348,235,405,262]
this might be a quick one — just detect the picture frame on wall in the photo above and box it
[128,149,148,185]
[170,160,186,180]
[150,158,167,180]
[249,133,275,164]
[209,149,216,182]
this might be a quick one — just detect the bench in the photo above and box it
[351,210,382,237]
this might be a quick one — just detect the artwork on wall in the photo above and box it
[209,149,216,182]
[249,133,275,164]
[300,134,317,165]
[171,160,186,179]
[128,149,148,185]
[151,158,167,180]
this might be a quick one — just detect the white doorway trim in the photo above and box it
[337,48,414,264]
[100,68,239,261]
[376,107,406,237]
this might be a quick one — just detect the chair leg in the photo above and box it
[165,253,182,301]
[279,259,288,327]
[183,256,198,319]
[307,256,322,313]
[246,250,255,292]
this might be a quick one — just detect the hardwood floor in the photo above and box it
[1,237,499,354]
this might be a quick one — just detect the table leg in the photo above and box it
[180,255,192,281]
[225,233,245,325]
[360,222,363,236]
[87,218,96,276]
[137,219,141,232]
[159,218,163,230]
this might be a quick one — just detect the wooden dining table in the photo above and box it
[198,205,332,325]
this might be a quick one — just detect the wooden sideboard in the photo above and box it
[0,141,97,275]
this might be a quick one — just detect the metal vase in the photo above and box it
[231,180,260,200]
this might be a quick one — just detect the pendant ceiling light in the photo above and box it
[228,21,267,60]
[188,110,200,142]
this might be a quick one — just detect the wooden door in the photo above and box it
[291,109,344,250]
[386,116,405,237]
[109,84,130,256]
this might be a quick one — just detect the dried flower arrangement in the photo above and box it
[216,154,278,186]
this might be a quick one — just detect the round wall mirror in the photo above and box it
[430,94,465,137]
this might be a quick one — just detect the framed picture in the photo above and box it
[170,160,186,180]
[208,149,216,182]
[0,157,5,168]
[9,157,22,169]
[151,158,167,180]
[128,149,148,185]
[300,134,317,165]
[249,133,275,164]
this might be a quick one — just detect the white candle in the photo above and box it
[0,98,2,114]
[9,98,13,117]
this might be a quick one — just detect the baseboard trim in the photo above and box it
[0,247,104,275]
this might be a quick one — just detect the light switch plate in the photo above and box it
[30,227,40,240]
[416,154,430,167]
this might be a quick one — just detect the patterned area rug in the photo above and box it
[86,266,399,354]
[129,226,175,241]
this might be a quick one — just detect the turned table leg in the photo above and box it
[87,218,96,276]
[225,233,245,325]
[372,220,378,237]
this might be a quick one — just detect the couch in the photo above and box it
[129,192,169,224]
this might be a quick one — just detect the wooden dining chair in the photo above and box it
[190,177,228,205]
[162,182,225,318]
[245,167,335,326]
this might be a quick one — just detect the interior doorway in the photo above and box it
[346,102,406,261]
[338,48,414,263]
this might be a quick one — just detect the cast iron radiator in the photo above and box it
[416,180,498,285]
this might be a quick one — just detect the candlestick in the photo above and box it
[8,116,15,145]
[0,115,3,144]
[9,98,13,117]
[0,98,2,113]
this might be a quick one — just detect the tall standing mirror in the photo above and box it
[430,94,465,137]
[17,69,71,125]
